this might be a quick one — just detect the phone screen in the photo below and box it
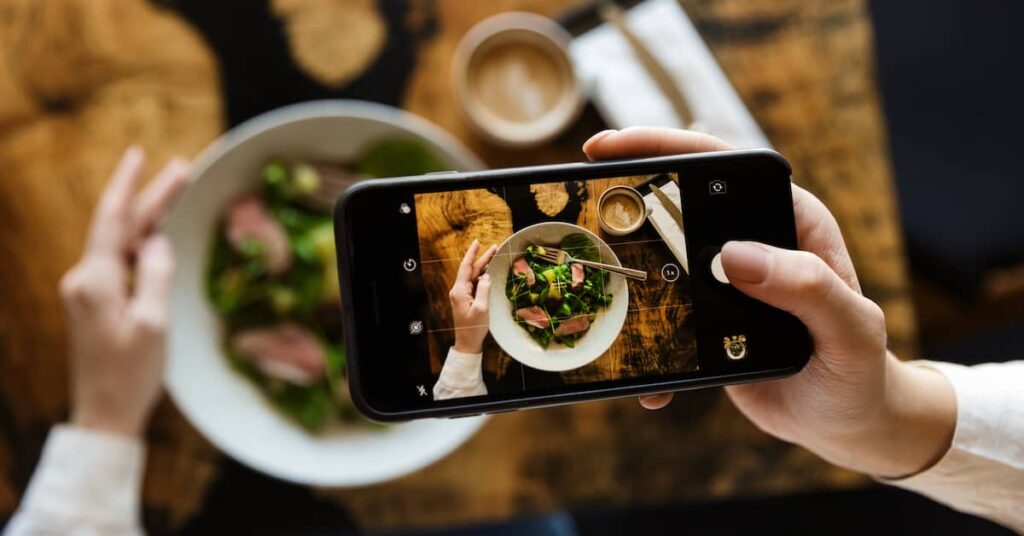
[339,153,808,418]
[413,174,698,401]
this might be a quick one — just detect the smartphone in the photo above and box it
[334,149,810,421]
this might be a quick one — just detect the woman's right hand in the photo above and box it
[584,127,957,478]
[449,240,498,354]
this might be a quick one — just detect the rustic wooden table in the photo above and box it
[417,175,699,389]
[0,0,915,532]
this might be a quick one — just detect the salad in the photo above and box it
[206,139,446,431]
[505,234,614,348]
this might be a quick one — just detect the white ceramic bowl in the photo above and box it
[164,100,487,487]
[486,222,628,372]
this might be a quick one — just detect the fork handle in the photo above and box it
[573,259,648,281]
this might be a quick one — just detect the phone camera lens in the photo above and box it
[708,180,727,195]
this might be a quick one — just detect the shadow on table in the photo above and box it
[174,459,1010,536]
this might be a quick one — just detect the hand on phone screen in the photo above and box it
[449,240,498,354]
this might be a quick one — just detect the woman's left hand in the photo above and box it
[60,147,190,437]
[449,240,498,354]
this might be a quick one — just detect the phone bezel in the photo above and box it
[335,149,811,422]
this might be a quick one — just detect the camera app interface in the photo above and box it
[411,173,699,401]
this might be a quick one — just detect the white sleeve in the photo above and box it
[884,360,1024,532]
[433,347,488,400]
[3,425,146,536]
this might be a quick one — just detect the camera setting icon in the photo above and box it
[708,180,727,195]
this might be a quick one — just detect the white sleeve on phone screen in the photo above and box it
[433,347,488,400]
[884,360,1024,531]
[3,425,145,536]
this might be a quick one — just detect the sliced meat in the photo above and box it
[512,256,536,286]
[516,306,549,329]
[570,263,585,291]
[231,323,326,385]
[554,316,591,337]
[226,195,292,275]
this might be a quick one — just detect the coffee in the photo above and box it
[601,192,642,231]
[468,40,565,124]
[453,13,582,147]
[597,186,646,236]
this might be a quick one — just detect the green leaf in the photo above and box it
[356,139,448,178]
[559,233,601,262]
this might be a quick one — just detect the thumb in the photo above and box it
[130,234,175,327]
[720,241,885,353]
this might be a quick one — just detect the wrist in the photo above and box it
[816,355,956,477]
[71,407,145,439]
[452,340,483,354]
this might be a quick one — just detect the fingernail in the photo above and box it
[721,241,771,283]
[582,129,618,155]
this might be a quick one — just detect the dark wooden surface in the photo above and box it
[0,0,915,531]
[417,175,697,386]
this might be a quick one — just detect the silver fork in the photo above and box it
[534,246,648,281]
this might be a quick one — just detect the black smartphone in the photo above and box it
[334,150,810,421]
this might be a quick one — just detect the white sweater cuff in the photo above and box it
[884,360,1024,531]
[432,348,488,400]
[18,424,145,530]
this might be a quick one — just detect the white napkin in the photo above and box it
[642,181,688,274]
[569,0,770,149]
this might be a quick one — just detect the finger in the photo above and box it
[89,147,146,254]
[790,184,860,292]
[472,244,498,279]
[455,240,480,286]
[721,241,884,352]
[582,127,732,161]
[450,240,480,303]
[133,157,191,237]
[129,234,175,329]
[639,393,673,410]
[473,273,491,310]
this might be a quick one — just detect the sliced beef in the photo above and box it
[512,256,536,286]
[226,195,292,275]
[570,263,585,291]
[231,323,326,385]
[554,316,591,337]
[516,306,550,329]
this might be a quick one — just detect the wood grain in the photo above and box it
[415,176,697,387]
[0,0,224,525]
[0,0,915,531]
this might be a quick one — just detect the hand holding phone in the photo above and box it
[585,127,955,480]
[335,130,813,421]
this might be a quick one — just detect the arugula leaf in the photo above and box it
[559,233,601,262]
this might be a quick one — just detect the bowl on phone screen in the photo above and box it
[487,222,628,372]
[163,100,487,486]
